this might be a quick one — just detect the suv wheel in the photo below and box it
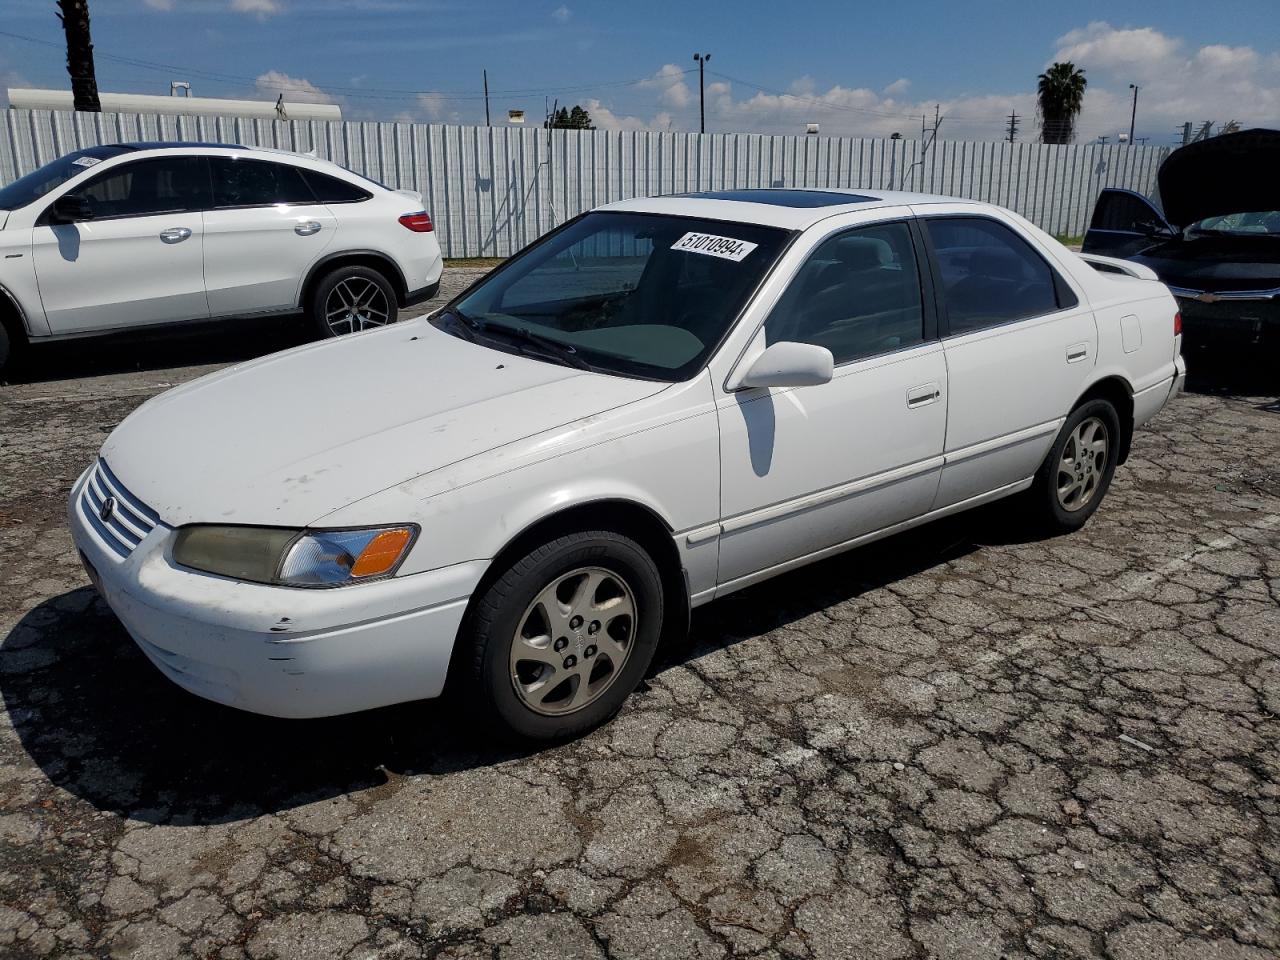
[310,265,398,338]
[1028,398,1122,533]
[460,529,665,741]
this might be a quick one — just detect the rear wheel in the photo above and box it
[309,265,398,338]
[1028,398,1122,533]
[460,529,664,741]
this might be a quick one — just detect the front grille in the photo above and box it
[79,459,160,559]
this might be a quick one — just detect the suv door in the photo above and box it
[1081,188,1175,256]
[919,210,1097,508]
[202,157,337,316]
[32,155,210,334]
[714,217,948,590]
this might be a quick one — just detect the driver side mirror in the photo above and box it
[50,194,95,224]
[1137,218,1173,238]
[732,341,834,390]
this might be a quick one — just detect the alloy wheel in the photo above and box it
[1056,416,1109,512]
[324,277,392,335]
[509,566,637,716]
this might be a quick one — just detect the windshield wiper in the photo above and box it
[474,320,593,371]
[438,307,478,341]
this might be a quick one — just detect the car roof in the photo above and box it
[598,188,978,230]
[121,140,246,151]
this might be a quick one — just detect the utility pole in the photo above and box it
[483,69,490,126]
[693,52,710,134]
[1128,83,1139,145]
[55,0,101,112]
[1006,109,1020,143]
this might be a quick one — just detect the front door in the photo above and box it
[32,155,210,334]
[1082,188,1174,257]
[202,156,336,316]
[715,219,948,590]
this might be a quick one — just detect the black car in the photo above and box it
[1083,128,1280,350]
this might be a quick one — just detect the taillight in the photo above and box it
[398,212,433,233]
[1173,311,1182,336]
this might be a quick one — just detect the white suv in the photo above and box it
[0,142,443,374]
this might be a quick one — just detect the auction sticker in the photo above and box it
[71,156,102,168]
[671,231,758,262]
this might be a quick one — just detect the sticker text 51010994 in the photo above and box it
[670,232,759,263]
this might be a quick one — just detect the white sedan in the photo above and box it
[68,188,1185,739]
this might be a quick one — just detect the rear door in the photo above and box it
[202,156,336,317]
[32,155,210,334]
[919,209,1097,508]
[1082,188,1173,256]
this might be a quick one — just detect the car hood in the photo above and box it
[1158,128,1280,228]
[102,322,667,527]
[1131,236,1280,291]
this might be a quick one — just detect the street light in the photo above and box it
[693,52,711,134]
[1128,83,1140,145]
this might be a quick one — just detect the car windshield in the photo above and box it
[1187,211,1280,237]
[437,211,791,381]
[0,145,133,211]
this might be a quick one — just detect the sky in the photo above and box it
[0,0,1277,144]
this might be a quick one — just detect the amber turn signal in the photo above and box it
[351,528,415,578]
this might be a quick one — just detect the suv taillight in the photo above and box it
[399,212,433,233]
[1173,311,1182,336]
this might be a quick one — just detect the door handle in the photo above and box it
[159,227,192,244]
[295,221,322,237]
[1066,342,1089,363]
[906,382,942,408]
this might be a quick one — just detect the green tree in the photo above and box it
[1037,62,1087,144]
[545,104,594,130]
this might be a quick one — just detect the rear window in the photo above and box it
[302,170,373,203]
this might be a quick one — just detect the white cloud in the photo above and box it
[254,70,333,103]
[551,5,571,23]
[232,0,280,17]
[586,22,1279,142]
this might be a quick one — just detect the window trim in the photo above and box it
[207,156,320,211]
[36,155,212,226]
[917,213,1081,340]
[760,217,938,369]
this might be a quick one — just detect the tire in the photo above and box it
[460,529,665,741]
[0,322,9,380]
[308,265,399,339]
[0,318,24,382]
[1027,398,1122,533]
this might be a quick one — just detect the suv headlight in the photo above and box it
[172,525,418,587]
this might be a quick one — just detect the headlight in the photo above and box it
[172,525,417,587]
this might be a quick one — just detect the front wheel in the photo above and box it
[309,265,399,338]
[1027,398,1122,533]
[460,530,665,741]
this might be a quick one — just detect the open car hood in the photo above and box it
[1158,128,1280,228]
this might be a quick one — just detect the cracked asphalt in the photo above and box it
[1,277,1277,959]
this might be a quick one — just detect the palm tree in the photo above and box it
[1037,62,1087,144]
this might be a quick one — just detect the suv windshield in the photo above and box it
[1187,211,1280,237]
[0,145,134,211]
[436,211,791,381]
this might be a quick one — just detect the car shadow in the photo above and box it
[1182,340,1279,403]
[2,315,316,386]
[1,501,1031,827]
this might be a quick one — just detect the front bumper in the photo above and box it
[68,467,484,718]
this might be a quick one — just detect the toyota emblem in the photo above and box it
[99,496,117,523]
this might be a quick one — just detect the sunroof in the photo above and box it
[677,188,880,208]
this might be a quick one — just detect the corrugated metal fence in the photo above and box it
[2,108,1170,257]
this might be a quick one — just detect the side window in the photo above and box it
[925,217,1067,335]
[302,170,373,203]
[65,156,208,219]
[765,221,925,364]
[209,158,316,208]
[1090,192,1157,231]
